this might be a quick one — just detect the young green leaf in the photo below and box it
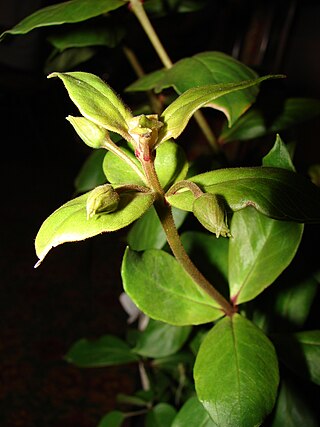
[133,319,192,358]
[145,403,177,427]
[272,330,320,385]
[271,379,318,427]
[35,190,155,266]
[228,206,303,304]
[127,206,187,251]
[127,51,259,126]
[172,396,217,427]
[48,71,133,140]
[0,0,126,39]
[65,335,139,367]
[122,248,224,326]
[158,75,284,144]
[166,167,320,223]
[194,314,279,427]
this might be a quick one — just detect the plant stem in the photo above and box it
[129,0,219,152]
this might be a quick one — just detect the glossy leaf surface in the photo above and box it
[220,97,320,143]
[273,330,320,385]
[127,206,187,251]
[122,248,223,325]
[48,72,132,140]
[35,191,155,265]
[0,0,126,38]
[228,206,303,304]
[65,335,139,367]
[166,167,320,223]
[133,319,192,358]
[172,396,217,427]
[159,75,282,144]
[194,314,279,427]
[127,51,259,126]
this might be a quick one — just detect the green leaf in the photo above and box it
[166,167,320,223]
[44,46,96,74]
[228,206,303,304]
[98,411,125,427]
[145,403,177,427]
[48,71,132,140]
[145,0,208,16]
[74,149,107,194]
[159,75,283,144]
[133,319,192,358]
[172,396,217,427]
[271,379,318,427]
[273,330,320,385]
[262,134,295,170]
[194,314,279,427]
[127,51,260,126]
[47,21,125,51]
[103,142,144,185]
[35,190,155,265]
[122,248,224,326]
[219,98,320,143]
[65,335,139,367]
[0,0,126,39]
[103,139,188,188]
[127,206,187,251]
[180,231,229,297]
[309,164,320,187]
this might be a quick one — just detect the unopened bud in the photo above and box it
[128,114,163,152]
[86,184,120,219]
[193,193,231,238]
[67,116,108,148]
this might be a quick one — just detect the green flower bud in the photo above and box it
[67,116,108,149]
[128,114,163,158]
[86,184,120,219]
[193,193,231,238]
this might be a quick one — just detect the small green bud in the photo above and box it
[67,116,108,149]
[86,184,120,219]
[193,193,231,238]
[128,114,163,159]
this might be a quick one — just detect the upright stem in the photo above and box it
[129,0,219,152]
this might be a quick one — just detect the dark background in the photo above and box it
[0,1,320,426]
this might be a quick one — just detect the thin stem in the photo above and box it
[102,137,147,184]
[129,0,219,151]
[155,201,235,316]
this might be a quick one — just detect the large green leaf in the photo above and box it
[44,46,96,73]
[228,207,303,304]
[0,0,126,39]
[145,403,177,427]
[65,335,139,367]
[74,149,107,194]
[127,206,187,251]
[158,75,282,144]
[194,314,279,427]
[48,72,132,140]
[172,396,217,427]
[219,98,320,143]
[98,411,125,427]
[127,52,259,126]
[122,248,224,325]
[273,330,320,385]
[47,21,125,51]
[35,190,155,265]
[166,167,320,223]
[133,319,192,358]
[271,379,318,427]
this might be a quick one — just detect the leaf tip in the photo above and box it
[47,72,59,79]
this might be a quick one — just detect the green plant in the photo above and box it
[2,1,320,426]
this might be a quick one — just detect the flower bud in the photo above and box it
[128,114,163,152]
[67,116,108,149]
[86,184,120,219]
[193,193,231,238]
